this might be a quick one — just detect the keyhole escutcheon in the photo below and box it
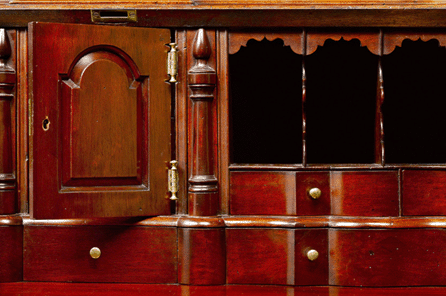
[42,117,50,131]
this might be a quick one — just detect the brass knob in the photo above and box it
[90,247,101,259]
[307,249,319,261]
[308,187,322,200]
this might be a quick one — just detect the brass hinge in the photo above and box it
[168,160,179,201]
[167,43,178,84]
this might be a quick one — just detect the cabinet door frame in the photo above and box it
[29,22,172,219]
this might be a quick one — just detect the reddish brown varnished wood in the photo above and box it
[30,23,171,218]
[402,170,446,216]
[0,225,22,283]
[5,283,446,296]
[227,228,296,285]
[330,171,399,216]
[218,30,230,215]
[296,172,330,216]
[16,29,28,214]
[295,229,328,286]
[228,32,303,55]
[230,171,297,215]
[383,31,446,55]
[330,229,446,286]
[306,30,380,55]
[175,29,188,215]
[188,29,219,216]
[230,171,330,216]
[0,29,16,215]
[227,228,328,285]
[24,226,178,283]
[179,227,225,285]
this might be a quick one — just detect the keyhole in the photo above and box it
[42,117,50,131]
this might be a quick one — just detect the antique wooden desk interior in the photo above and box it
[2,1,446,294]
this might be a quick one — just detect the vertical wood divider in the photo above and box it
[176,30,188,215]
[187,29,218,216]
[0,29,17,214]
[218,30,229,215]
[375,29,385,166]
[180,29,225,286]
[302,29,307,167]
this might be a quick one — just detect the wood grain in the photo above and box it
[402,170,446,216]
[0,225,22,282]
[330,171,399,216]
[24,226,178,283]
[179,228,225,285]
[330,229,446,286]
[30,22,171,218]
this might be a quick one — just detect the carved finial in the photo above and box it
[193,29,211,60]
[0,29,11,69]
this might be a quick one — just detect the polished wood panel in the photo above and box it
[227,228,295,285]
[306,31,380,56]
[228,32,303,55]
[179,228,225,285]
[296,172,330,216]
[295,229,328,286]
[5,283,446,296]
[402,170,446,216]
[227,228,328,285]
[0,29,17,215]
[330,229,446,286]
[24,226,177,283]
[30,23,171,218]
[0,225,22,282]
[230,171,296,215]
[330,171,399,216]
[187,28,219,216]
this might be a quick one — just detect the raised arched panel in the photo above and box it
[30,22,171,218]
[60,51,146,189]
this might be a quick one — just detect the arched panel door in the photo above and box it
[29,22,171,218]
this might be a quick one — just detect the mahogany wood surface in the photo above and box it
[5,283,446,296]
[402,170,446,216]
[24,226,178,283]
[179,228,225,285]
[30,22,171,218]
[330,229,446,286]
[306,30,380,55]
[227,228,328,285]
[0,29,17,215]
[187,29,219,216]
[230,171,397,216]
[0,226,22,282]
[330,171,398,216]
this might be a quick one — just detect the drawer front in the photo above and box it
[230,171,329,215]
[227,228,328,285]
[24,226,177,283]
[330,229,446,286]
[402,170,446,215]
[331,171,399,216]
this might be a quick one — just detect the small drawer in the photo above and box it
[402,170,446,215]
[230,171,329,215]
[330,171,399,216]
[227,228,328,285]
[24,226,177,283]
[330,229,446,286]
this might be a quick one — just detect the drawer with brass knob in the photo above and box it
[23,225,177,283]
[227,228,328,285]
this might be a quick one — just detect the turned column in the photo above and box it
[188,29,218,216]
[0,28,16,214]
